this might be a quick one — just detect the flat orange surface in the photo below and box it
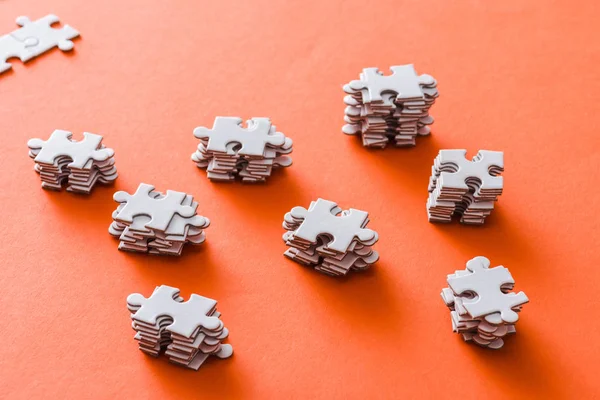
[1,0,599,398]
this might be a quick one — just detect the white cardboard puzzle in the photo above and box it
[1,14,79,74]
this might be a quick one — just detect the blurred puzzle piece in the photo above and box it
[1,14,79,74]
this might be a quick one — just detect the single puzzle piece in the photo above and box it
[1,14,79,74]
[127,285,221,339]
[113,183,197,232]
[437,150,504,191]
[447,256,528,324]
[291,199,376,253]
[27,130,114,169]
[193,117,285,156]
[349,65,435,103]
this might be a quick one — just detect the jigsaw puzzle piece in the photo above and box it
[448,257,529,323]
[291,199,376,252]
[194,117,285,156]
[11,14,79,53]
[127,285,221,338]
[349,64,434,102]
[27,130,114,169]
[437,149,504,192]
[113,184,197,232]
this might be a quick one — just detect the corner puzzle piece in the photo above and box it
[127,285,221,338]
[291,199,376,252]
[1,14,79,74]
[438,150,504,191]
[447,256,528,324]
[193,117,285,156]
[113,183,197,232]
[27,130,113,169]
[349,65,435,103]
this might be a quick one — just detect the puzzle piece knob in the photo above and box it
[58,40,74,52]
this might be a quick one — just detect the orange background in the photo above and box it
[1,0,599,398]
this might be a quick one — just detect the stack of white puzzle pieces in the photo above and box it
[127,285,233,370]
[109,183,210,256]
[342,64,439,148]
[427,150,504,225]
[1,14,79,74]
[282,198,379,277]
[27,130,117,194]
[192,117,293,182]
[441,256,528,349]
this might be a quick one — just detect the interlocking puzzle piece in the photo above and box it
[437,150,504,191]
[193,117,285,156]
[1,14,79,74]
[113,184,197,232]
[349,65,435,103]
[447,256,528,324]
[127,285,221,338]
[291,199,376,252]
[27,130,114,169]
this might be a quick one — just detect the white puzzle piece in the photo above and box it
[113,184,196,232]
[27,130,117,193]
[110,184,210,255]
[349,65,435,102]
[291,199,376,253]
[437,150,504,192]
[127,286,233,370]
[28,130,113,169]
[448,256,529,324]
[342,64,439,148]
[441,257,528,349]
[128,286,221,338]
[192,117,293,182]
[1,14,79,74]
[283,199,379,276]
[193,117,284,156]
[427,149,504,225]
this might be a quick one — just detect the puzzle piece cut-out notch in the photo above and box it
[0,14,79,74]
[113,184,198,232]
[447,256,529,324]
[437,150,504,191]
[27,130,114,169]
[193,117,285,156]
[290,198,376,253]
[127,285,221,339]
[348,64,435,103]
